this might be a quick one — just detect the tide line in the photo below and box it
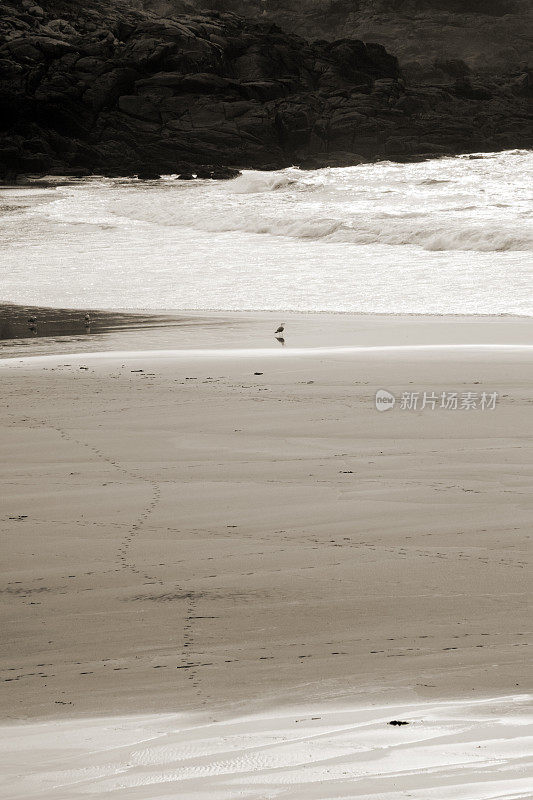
[2,343,533,366]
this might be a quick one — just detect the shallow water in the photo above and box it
[1,695,531,799]
[1,150,531,315]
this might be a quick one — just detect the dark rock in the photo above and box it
[180,72,239,93]
[241,81,288,100]
[195,165,240,179]
[0,0,530,178]
[192,0,531,76]
[83,68,139,112]
[118,95,161,122]
[74,57,107,75]
[434,59,470,78]
[2,38,44,61]
[454,76,492,100]
[32,36,76,58]
[136,72,187,89]
[510,70,532,97]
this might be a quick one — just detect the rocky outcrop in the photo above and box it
[0,0,531,179]
[166,0,532,76]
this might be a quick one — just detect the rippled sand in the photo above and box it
[2,696,532,799]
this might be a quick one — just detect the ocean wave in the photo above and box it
[3,150,531,316]
[229,172,302,193]
[420,229,530,252]
[334,224,531,252]
[103,150,533,254]
[108,195,531,251]
[202,215,532,251]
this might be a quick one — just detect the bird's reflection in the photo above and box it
[275,336,285,347]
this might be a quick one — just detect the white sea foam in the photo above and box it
[0,150,531,314]
[230,171,302,193]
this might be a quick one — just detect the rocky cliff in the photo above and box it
[153,0,532,76]
[0,0,531,179]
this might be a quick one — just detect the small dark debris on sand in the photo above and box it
[389,720,410,726]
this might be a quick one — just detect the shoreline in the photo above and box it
[2,688,530,727]
[3,343,533,371]
[4,145,532,184]
[2,694,531,799]
[1,308,532,361]
[3,300,533,318]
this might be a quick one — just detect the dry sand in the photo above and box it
[0,312,531,797]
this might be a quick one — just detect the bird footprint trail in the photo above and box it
[117,480,162,582]
[36,417,163,584]
[9,409,213,707]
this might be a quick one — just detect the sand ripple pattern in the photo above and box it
[2,695,531,799]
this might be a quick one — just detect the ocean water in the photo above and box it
[1,149,531,315]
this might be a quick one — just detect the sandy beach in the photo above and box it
[1,311,531,797]
[1,696,531,799]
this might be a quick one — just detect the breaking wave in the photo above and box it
[200,217,531,251]
[229,172,303,193]
[104,150,533,254]
[109,201,532,252]
[3,149,531,314]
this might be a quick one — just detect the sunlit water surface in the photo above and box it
[1,150,531,315]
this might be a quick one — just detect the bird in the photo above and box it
[27,315,37,324]
[275,323,284,335]
[84,313,91,323]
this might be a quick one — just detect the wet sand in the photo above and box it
[0,311,531,797]
[2,696,531,799]
[0,304,215,351]
[1,305,532,357]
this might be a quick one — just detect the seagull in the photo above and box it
[275,323,284,335]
